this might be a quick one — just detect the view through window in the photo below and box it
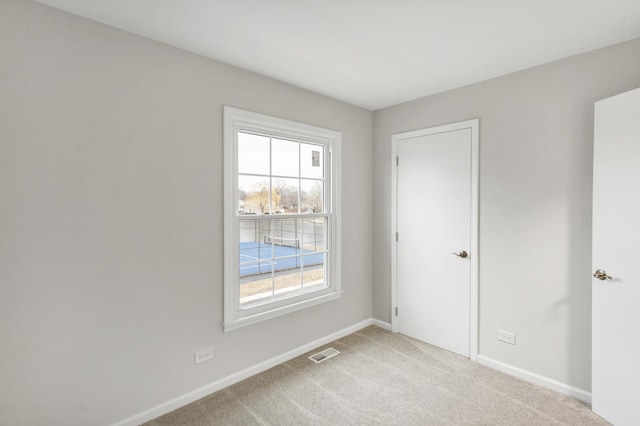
[238,132,328,306]
[223,107,341,330]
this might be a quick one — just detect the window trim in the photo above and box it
[223,107,342,332]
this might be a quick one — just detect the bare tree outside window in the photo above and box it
[244,182,280,214]
[273,179,299,212]
[301,180,323,213]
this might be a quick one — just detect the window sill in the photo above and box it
[223,290,343,332]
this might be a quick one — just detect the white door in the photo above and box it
[393,120,478,358]
[592,88,640,425]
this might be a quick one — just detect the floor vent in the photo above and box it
[309,347,340,364]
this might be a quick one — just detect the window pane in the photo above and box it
[239,219,272,276]
[272,138,299,178]
[303,254,325,291]
[239,175,274,215]
[302,252,324,269]
[240,272,273,306]
[273,178,299,214]
[301,179,323,213]
[240,219,273,306]
[301,143,323,179]
[239,218,270,249]
[268,218,302,255]
[238,132,270,175]
[302,217,325,252]
[274,268,302,298]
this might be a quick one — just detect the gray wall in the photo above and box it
[4,0,640,423]
[0,1,373,425]
[373,38,640,392]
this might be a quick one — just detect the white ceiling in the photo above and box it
[35,0,640,110]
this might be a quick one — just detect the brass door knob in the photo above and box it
[452,250,468,259]
[593,269,612,281]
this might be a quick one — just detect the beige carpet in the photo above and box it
[145,326,608,425]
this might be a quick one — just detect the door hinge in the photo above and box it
[396,156,399,166]
[395,232,399,242]
[395,307,398,316]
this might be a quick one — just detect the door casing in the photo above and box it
[390,119,479,361]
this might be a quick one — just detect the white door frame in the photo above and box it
[391,119,479,361]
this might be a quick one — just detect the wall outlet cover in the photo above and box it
[497,330,516,345]
[195,347,214,364]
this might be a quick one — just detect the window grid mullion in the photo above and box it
[225,106,340,331]
[239,172,323,181]
[297,141,302,214]
[296,142,304,292]
[268,138,275,298]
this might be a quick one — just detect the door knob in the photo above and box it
[452,250,468,259]
[593,269,612,281]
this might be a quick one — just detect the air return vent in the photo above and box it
[308,347,340,364]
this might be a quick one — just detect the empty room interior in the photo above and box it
[2,1,640,425]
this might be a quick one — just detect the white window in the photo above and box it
[223,107,342,331]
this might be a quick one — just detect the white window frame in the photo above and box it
[223,106,342,332]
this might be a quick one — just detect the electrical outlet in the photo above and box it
[497,330,516,345]
[194,347,214,364]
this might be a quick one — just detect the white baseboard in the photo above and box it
[113,318,376,426]
[477,355,592,403]
[372,318,392,330]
